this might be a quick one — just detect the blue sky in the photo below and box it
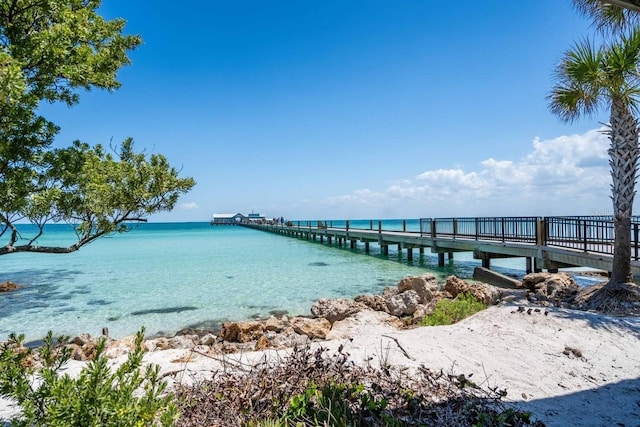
[41,1,617,221]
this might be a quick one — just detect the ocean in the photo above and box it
[0,220,572,343]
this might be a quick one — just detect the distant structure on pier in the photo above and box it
[210,212,265,225]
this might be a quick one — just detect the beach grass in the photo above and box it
[420,293,488,326]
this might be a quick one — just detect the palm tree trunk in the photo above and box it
[608,99,639,285]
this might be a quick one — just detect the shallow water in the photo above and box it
[0,221,537,342]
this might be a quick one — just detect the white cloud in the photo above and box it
[179,202,199,210]
[315,127,617,218]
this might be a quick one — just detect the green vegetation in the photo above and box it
[421,293,488,326]
[0,328,178,426]
[0,0,195,256]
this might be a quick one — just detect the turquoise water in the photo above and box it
[0,221,532,342]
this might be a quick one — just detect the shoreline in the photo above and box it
[4,297,638,426]
[2,273,639,426]
[11,267,609,347]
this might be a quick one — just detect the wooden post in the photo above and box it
[350,240,355,249]
[365,242,370,253]
[407,247,413,261]
[419,247,424,254]
[526,257,532,274]
[370,220,373,230]
[382,245,388,255]
[536,217,546,246]
[448,252,454,260]
[403,220,406,232]
[438,253,445,266]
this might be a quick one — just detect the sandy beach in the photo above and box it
[1,292,639,426]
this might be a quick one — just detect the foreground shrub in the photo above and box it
[175,344,544,426]
[421,293,488,326]
[0,328,178,426]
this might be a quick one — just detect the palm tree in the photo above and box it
[549,30,640,292]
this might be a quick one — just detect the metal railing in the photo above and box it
[267,216,640,260]
[544,216,640,260]
[420,217,538,243]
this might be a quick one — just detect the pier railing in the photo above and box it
[280,216,640,260]
[420,217,539,243]
[544,216,640,260]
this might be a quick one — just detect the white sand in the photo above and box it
[2,297,639,426]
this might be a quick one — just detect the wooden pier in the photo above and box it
[242,216,640,275]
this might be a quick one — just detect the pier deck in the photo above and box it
[243,216,640,275]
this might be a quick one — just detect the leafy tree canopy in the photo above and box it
[0,0,195,255]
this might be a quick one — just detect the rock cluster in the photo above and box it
[0,281,19,292]
[59,273,503,360]
[521,272,580,304]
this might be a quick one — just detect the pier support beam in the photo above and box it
[438,253,445,267]
[482,257,490,269]
[407,248,413,261]
[419,247,424,254]
[382,245,389,255]
[365,242,370,253]
[350,240,356,249]
[526,257,532,274]
[448,252,454,260]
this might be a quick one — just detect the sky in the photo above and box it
[39,0,620,222]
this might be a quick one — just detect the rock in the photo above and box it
[104,335,138,358]
[147,337,171,351]
[412,301,438,322]
[265,327,309,348]
[382,286,399,298]
[397,274,439,303]
[199,333,218,346]
[264,315,289,332]
[310,298,366,324]
[521,272,553,289]
[220,320,265,343]
[290,317,331,340]
[522,272,579,300]
[443,276,502,305]
[354,294,388,312]
[71,333,95,347]
[254,335,270,351]
[168,335,198,349]
[385,290,421,316]
[0,281,19,292]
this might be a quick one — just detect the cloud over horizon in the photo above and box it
[179,202,199,211]
[316,128,615,219]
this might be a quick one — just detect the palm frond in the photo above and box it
[549,39,605,122]
[602,28,640,109]
[573,0,640,34]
